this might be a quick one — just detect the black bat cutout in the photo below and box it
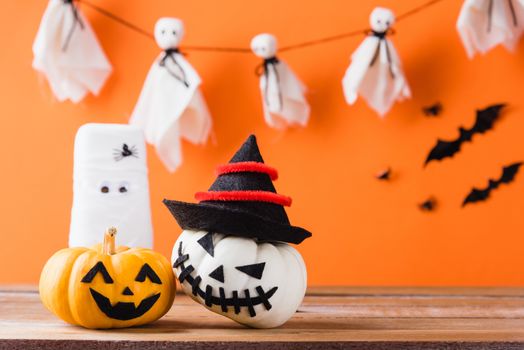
[422,102,442,117]
[419,198,436,211]
[424,104,505,166]
[462,162,523,207]
[376,168,391,180]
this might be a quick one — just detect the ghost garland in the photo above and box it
[130,17,212,172]
[251,34,310,129]
[164,135,311,328]
[342,7,411,117]
[457,0,524,58]
[32,0,112,102]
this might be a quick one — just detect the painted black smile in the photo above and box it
[173,241,278,317]
[89,288,161,321]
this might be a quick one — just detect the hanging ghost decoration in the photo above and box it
[342,7,410,117]
[250,34,310,129]
[457,0,524,58]
[130,17,212,172]
[32,0,112,103]
[69,123,153,248]
[164,135,312,328]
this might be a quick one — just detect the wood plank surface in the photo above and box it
[0,286,523,349]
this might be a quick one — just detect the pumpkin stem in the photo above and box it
[103,227,117,255]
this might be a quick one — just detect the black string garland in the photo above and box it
[76,0,446,53]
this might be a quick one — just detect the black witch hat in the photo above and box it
[163,135,311,244]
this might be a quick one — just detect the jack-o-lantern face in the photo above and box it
[172,230,307,328]
[40,229,176,329]
[81,262,163,321]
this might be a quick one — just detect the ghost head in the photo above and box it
[69,124,153,248]
[250,33,278,59]
[154,17,185,50]
[370,7,395,33]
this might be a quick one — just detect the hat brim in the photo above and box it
[163,199,312,244]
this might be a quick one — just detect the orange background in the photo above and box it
[1,0,524,285]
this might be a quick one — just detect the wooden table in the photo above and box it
[1,286,524,349]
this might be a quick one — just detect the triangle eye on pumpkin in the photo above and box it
[135,263,162,284]
[235,262,266,280]
[208,265,225,283]
[197,232,214,257]
[81,261,114,284]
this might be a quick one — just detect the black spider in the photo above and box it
[113,144,138,161]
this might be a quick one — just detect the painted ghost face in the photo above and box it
[155,17,185,50]
[370,7,395,33]
[251,33,278,59]
[69,124,153,248]
[172,230,307,328]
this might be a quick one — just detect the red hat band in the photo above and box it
[195,161,292,207]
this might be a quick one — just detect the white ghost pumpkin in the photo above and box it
[130,17,212,172]
[172,230,306,328]
[342,7,410,117]
[457,0,524,58]
[250,34,310,129]
[165,134,311,327]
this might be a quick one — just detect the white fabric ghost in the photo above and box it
[457,0,524,58]
[69,123,153,248]
[130,17,212,172]
[32,0,112,103]
[342,7,410,117]
[250,34,310,129]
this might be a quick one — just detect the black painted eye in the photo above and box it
[377,19,382,23]
[208,265,224,283]
[235,262,265,280]
[119,186,127,193]
[161,29,165,34]
[81,261,114,283]
[135,263,162,284]
[197,232,214,257]
[101,186,109,193]
[172,30,177,35]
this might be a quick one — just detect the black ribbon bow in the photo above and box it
[159,48,190,88]
[369,30,395,79]
[62,0,85,52]
[255,56,283,111]
[487,0,518,32]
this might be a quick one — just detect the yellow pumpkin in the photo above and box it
[39,227,175,329]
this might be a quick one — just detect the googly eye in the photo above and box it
[100,181,111,194]
[118,181,130,194]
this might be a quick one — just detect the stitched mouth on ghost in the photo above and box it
[173,237,278,318]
